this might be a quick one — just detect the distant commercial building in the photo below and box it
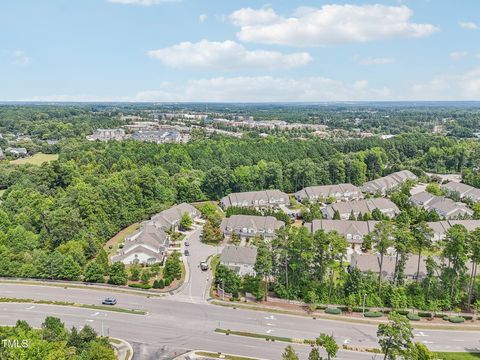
[86,128,125,141]
[131,129,181,144]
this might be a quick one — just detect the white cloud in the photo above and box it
[411,67,480,100]
[198,14,207,23]
[354,55,394,65]
[147,40,312,70]
[230,4,439,46]
[133,76,391,102]
[460,21,479,30]
[3,50,30,65]
[449,51,468,60]
[107,0,179,5]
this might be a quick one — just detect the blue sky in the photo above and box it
[1,0,479,101]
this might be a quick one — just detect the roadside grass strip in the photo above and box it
[0,297,146,315]
[433,352,480,360]
[195,351,260,360]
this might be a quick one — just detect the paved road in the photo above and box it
[173,226,221,303]
[0,283,479,360]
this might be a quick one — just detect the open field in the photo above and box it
[10,153,59,165]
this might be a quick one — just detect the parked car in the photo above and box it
[184,249,190,256]
[200,261,208,271]
[184,241,190,246]
[102,298,117,305]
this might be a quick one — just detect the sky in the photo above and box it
[1,0,479,102]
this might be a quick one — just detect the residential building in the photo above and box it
[112,221,170,265]
[361,170,417,195]
[151,203,200,231]
[410,191,473,219]
[220,190,290,209]
[442,181,480,203]
[220,246,258,276]
[304,220,379,249]
[351,253,473,282]
[220,215,284,240]
[321,198,400,220]
[86,128,125,141]
[428,220,480,241]
[294,183,363,203]
[5,147,28,157]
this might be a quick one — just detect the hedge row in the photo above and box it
[325,307,342,315]
[364,311,383,318]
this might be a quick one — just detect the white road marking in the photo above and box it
[264,315,276,320]
[453,339,465,342]
[343,339,350,344]
[266,323,275,326]
[422,341,433,344]
[415,332,428,337]
[26,306,35,310]
[266,329,273,334]
[91,312,100,317]
[85,319,94,322]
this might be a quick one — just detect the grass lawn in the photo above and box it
[434,353,480,360]
[195,351,258,360]
[104,222,141,258]
[10,153,59,165]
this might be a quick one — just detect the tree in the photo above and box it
[108,262,128,285]
[179,212,193,231]
[61,255,82,281]
[412,342,434,360]
[316,333,338,360]
[468,228,480,308]
[84,260,105,283]
[42,316,67,342]
[282,345,300,360]
[255,241,272,301]
[367,221,394,295]
[129,265,141,281]
[377,312,413,360]
[425,183,442,196]
[332,209,341,220]
[164,252,182,279]
[308,347,321,360]
[411,222,433,283]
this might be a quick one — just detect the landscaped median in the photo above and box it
[0,297,146,315]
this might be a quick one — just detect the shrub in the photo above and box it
[448,316,465,323]
[364,311,383,318]
[434,313,446,318]
[325,307,342,315]
[337,305,348,312]
[407,313,420,321]
[164,277,173,286]
[463,315,473,321]
[153,279,165,289]
[396,310,409,316]
[352,307,369,313]
[128,283,152,290]
[442,315,450,321]
[417,312,432,318]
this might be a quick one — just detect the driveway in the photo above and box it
[173,225,222,303]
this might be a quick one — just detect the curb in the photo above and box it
[110,338,134,360]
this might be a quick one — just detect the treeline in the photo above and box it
[0,317,115,359]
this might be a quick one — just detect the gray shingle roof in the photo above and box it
[220,246,258,266]
[362,170,417,194]
[410,192,473,218]
[220,215,284,234]
[294,183,362,201]
[304,220,379,244]
[220,190,289,209]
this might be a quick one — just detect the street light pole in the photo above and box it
[362,293,367,316]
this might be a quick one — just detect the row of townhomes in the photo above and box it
[220,190,290,209]
[322,198,400,219]
[361,170,417,195]
[220,246,258,276]
[112,203,200,265]
[351,253,474,282]
[442,181,480,203]
[220,215,284,241]
[294,183,363,202]
[410,191,474,219]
